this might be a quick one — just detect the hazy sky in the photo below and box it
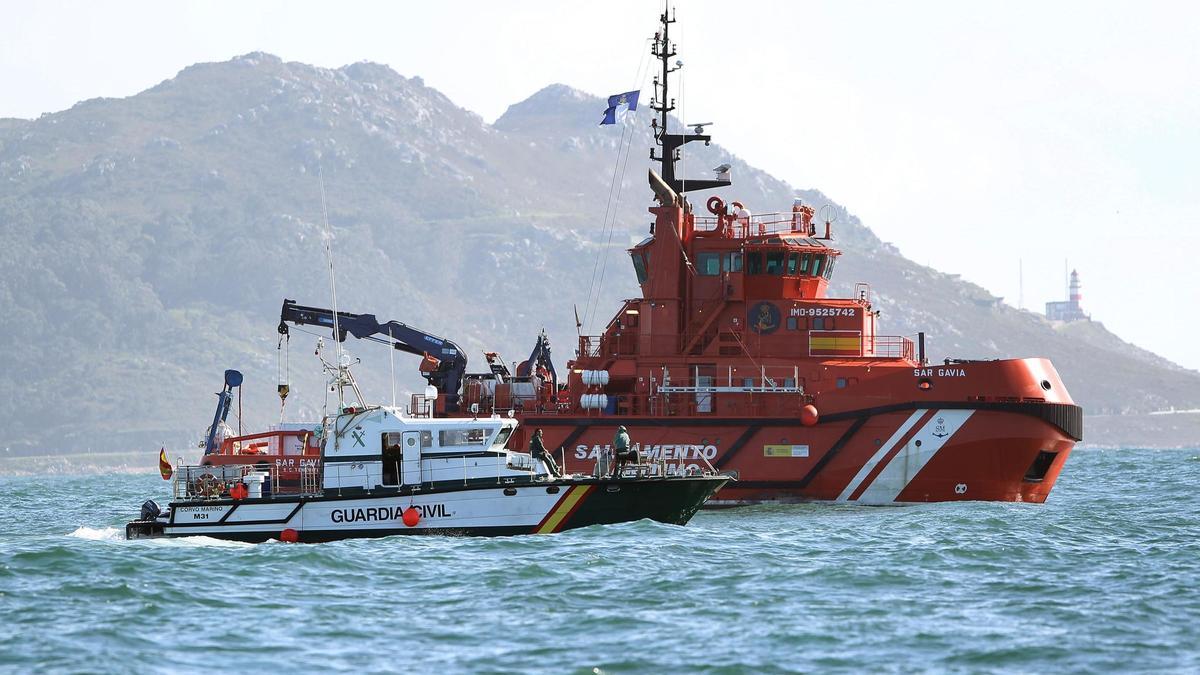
[3,0,1197,370]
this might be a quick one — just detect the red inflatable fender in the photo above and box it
[800,404,820,427]
[402,507,420,527]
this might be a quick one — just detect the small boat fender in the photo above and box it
[402,507,420,527]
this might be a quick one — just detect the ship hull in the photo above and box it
[527,402,1081,505]
[126,475,727,543]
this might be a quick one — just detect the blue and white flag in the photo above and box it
[600,90,640,125]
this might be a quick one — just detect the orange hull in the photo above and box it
[514,357,1081,505]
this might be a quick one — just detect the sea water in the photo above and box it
[1,447,1198,673]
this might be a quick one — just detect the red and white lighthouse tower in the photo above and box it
[1046,269,1089,322]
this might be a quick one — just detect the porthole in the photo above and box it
[1040,380,1052,391]
[546,486,560,494]
[503,487,517,496]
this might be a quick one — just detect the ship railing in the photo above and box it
[863,335,915,360]
[408,394,435,418]
[173,463,323,500]
[577,334,693,359]
[578,335,604,358]
[220,428,319,455]
[693,212,829,239]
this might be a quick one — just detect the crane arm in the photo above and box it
[515,329,557,391]
[277,298,467,411]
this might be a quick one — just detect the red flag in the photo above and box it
[158,448,173,480]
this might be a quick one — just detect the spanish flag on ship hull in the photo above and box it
[158,448,173,480]
[809,330,863,357]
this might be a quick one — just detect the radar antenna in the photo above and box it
[649,5,730,195]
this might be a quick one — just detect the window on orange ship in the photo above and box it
[631,251,649,283]
[697,252,721,275]
[726,251,743,272]
[823,257,837,279]
[786,252,800,275]
[799,253,812,275]
[746,251,763,274]
[811,255,825,277]
[765,251,785,275]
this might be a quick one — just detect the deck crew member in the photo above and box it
[529,429,560,477]
[611,425,639,478]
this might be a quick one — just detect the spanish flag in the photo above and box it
[809,330,863,357]
[158,448,173,480]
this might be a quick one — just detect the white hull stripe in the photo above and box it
[836,410,927,501]
[855,409,975,503]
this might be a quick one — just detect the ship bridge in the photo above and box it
[557,4,919,420]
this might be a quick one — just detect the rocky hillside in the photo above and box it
[1,54,1196,456]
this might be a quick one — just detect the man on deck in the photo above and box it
[611,425,639,478]
[528,428,560,477]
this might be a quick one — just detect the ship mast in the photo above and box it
[649,5,730,196]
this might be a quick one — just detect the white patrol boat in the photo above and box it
[126,365,728,543]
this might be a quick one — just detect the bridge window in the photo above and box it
[823,257,837,279]
[491,426,513,449]
[811,255,825,278]
[765,251,785,275]
[799,253,812,275]
[746,252,763,274]
[631,252,649,284]
[726,252,743,273]
[786,252,800,275]
[440,428,489,447]
[697,252,721,276]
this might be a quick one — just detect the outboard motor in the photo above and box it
[139,499,162,521]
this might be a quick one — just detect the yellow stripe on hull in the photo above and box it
[535,485,592,534]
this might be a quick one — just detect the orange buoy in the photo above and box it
[279,528,299,543]
[800,404,820,427]
[402,507,420,527]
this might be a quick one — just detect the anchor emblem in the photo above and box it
[932,416,948,438]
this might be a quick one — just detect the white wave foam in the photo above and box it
[68,526,123,541]
[155,535,256,549]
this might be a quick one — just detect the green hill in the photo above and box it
[1,54,1196,457]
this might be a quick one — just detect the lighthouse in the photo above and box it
[1045,269,1090,322]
